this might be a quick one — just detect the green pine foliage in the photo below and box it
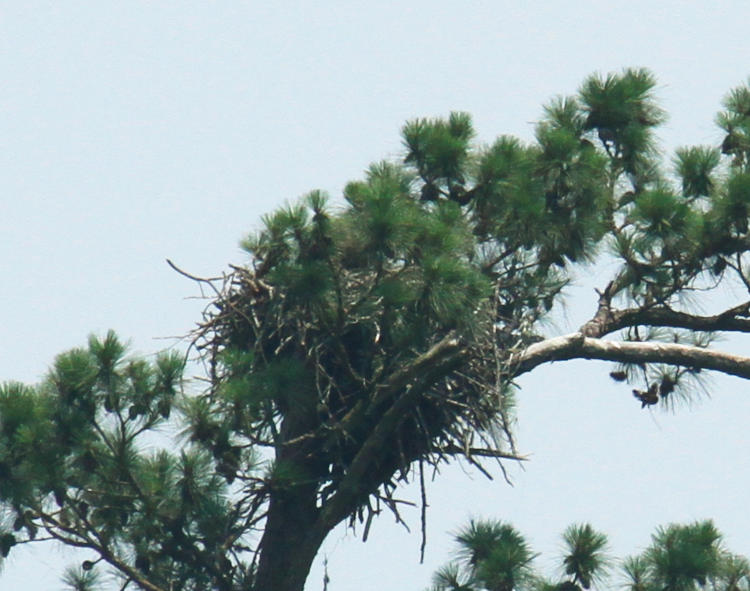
[561,524,610,589]
[430,519,748,591]
[643,521,724,591]
[61,564,103,591]
[0,332,249,590]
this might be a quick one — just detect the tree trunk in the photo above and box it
[251,482,328,591]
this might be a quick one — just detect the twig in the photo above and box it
[166,259,223,284]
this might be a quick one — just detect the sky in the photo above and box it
[3,2,750,590]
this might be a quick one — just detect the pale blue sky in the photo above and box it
[3,2,750,590]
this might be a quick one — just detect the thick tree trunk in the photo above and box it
[252,485,329,591]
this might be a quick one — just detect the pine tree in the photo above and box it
[5,70,750,591]
[428,518,747,591]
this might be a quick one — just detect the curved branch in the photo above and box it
[582,301,750,338]
[514,332,750,380]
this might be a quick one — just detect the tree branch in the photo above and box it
[514,332,750,380]
[320,335,467,530]
[40,509,167,591]
[582,301,750,338]
[439,444,528,462]
[337,333,465,439]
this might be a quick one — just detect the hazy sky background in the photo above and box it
[3,2,750,590]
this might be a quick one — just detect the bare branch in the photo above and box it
[439,444,528,462]
[166,258,223,284]
[582,301,750,338]
[514,332,750,380]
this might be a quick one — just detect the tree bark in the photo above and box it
[251,483,329,591]
[513,332,750,380]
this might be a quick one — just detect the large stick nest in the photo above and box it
[192,262,525,518]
